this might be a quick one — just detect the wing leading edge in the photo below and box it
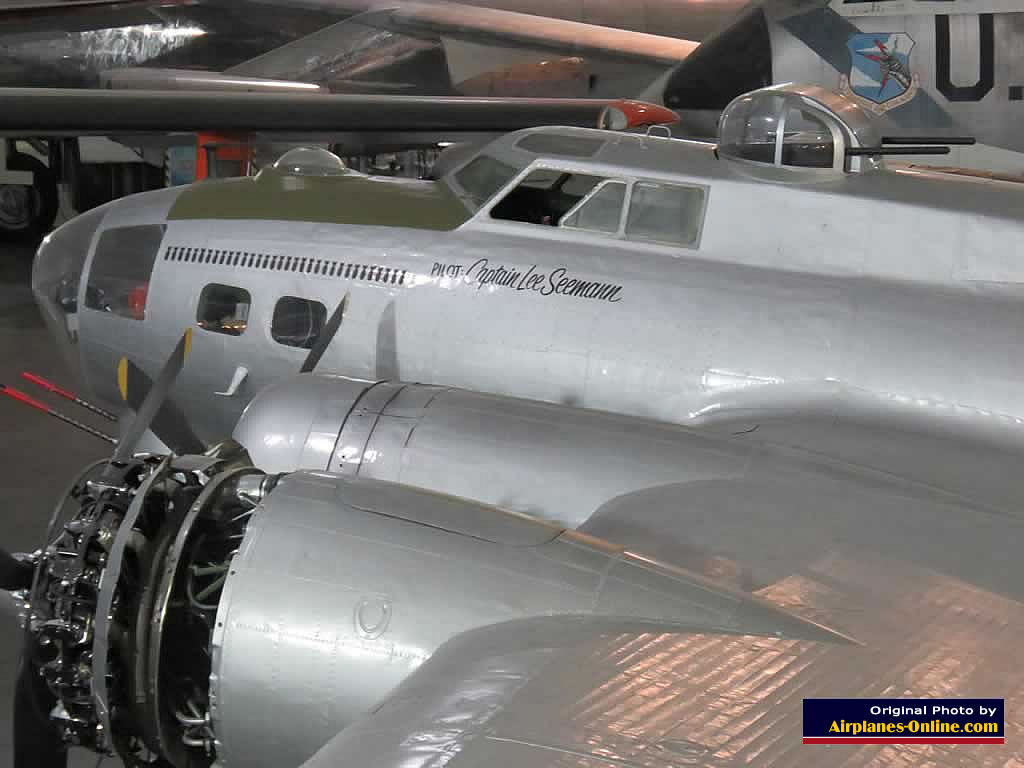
[0,88,664,137]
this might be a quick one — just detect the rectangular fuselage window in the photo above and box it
[271,296,327,349]
[197,283,250,336]
[625,181,707,247]
[84,224,165,320]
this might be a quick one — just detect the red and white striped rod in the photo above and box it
[1,385,117,445]
[21,371,117,422]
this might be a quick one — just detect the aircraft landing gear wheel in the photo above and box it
[0,153,58,241]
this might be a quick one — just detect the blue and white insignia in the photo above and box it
[839,32,919,114]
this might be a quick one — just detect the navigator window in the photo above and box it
[85,224,165,321]
[272,296,326,350]
[197,283,250,336]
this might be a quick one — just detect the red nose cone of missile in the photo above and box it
[598,100,680,130]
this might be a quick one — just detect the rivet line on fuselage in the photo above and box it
[162,245,407,286]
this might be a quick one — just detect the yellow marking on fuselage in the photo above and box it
[117,357,128,402]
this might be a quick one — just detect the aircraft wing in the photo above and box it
[299,617,804,768]
[681,378,1024,518]
[227,3,700,87]
[0,87,632,137]
[380,2,700,63]
[301,445,1024,768]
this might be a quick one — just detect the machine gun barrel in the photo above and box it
[0,384,117,444]
[881,136,976,145]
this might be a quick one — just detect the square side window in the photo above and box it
[272,296,327,349]
[625,182,706,247]
[197,283,250,336]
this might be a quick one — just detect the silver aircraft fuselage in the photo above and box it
[33,93,1024,471]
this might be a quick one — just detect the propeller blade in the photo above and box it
[112,329,199,462]
[300,292,349,374]
[117,358,205,457]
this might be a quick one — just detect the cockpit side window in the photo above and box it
[454,155,518,206]
[84,224,165,321]
[490,169,605,226]
[560,181,626,234]
[625,181,707,247]
[197,283,250,336]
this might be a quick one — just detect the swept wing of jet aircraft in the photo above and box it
[0,0,710,95]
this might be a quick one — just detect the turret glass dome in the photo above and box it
[272,147,348,177]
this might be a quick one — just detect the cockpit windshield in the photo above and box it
[453,154,518,207]
[446,131,608,211]
[490,169,603,225]
[31,202,110,387]
[32,203,108,318]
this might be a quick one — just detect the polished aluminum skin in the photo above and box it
[208,470,838,768]
[16,439,848,767]
[229,375,1024,768]
[235,371,1024,529]
[24,87,1024,768]
[34,88,1024,475]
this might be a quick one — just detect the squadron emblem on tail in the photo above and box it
[840,32,920,113]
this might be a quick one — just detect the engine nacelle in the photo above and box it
[23,445,839,768]
[213,471,796,767]
[233,374,755,531]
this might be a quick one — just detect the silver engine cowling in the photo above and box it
[232,374,756,531]
[23,443,840,768]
